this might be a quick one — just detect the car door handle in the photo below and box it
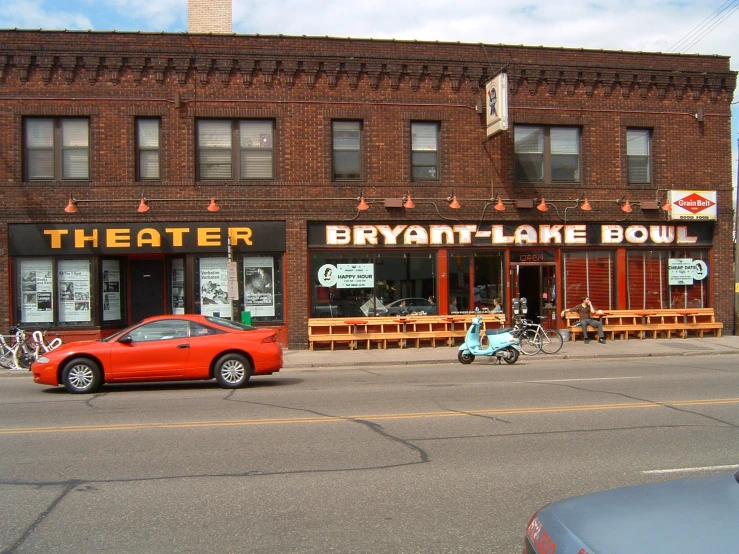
[177,344,190,349]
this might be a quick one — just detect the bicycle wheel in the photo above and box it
[518,329,542,355]
[540,329,564,354]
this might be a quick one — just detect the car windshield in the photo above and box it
[205,316,256,331]
[101,323,141,342]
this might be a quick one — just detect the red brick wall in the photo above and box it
[0,31,735,347]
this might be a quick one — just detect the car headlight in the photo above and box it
[36,356,50,364]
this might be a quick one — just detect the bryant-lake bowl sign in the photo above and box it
[309,223,711,247]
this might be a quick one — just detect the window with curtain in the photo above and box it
[562,251,614,310]
[332,120,361,180]
[24,118,90,180]
[197,119,274,181]
[627,250,708,309]
[136,118,161,180]
[411,121,439,181]
[515,125,580,183]
[627,128,651,184]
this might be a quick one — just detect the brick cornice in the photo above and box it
[0,42,734,103]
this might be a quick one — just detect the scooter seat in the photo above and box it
[485,327,514,335]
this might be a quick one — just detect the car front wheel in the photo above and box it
[62,358,102,394]
[214,353,252,388]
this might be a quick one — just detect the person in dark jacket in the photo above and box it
[561,296,605,344]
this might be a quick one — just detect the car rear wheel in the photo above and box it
[214,353,252,388]
[62,358,102,394]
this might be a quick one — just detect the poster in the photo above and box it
[171,259,185,315]
[243,257,275,317]
[19,258,54,323]
[102,259,121,321]
[58,259,92,323]
[199,257,231,319]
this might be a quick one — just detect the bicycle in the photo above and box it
[0,328,36,370]
[513,316,563,355]
[0,328,63,371]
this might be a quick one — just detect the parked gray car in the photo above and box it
[378,297,438,316]
[525,471,739,553]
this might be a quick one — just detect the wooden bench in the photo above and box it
[564,308,722,341]
[308,314,506,350]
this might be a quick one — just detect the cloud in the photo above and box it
[0,0,92,30]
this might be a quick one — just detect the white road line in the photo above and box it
[530,377,643,383]
[643,464,739,475]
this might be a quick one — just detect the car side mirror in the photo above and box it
[118,335,134,344]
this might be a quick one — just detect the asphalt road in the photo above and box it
[1,354,738,553]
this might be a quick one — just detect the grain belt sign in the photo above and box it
[666,191,717,221]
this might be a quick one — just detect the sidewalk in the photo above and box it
[282,335,739,370]
[3,335,739,377]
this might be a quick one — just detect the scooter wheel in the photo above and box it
[458,350,475,364]
[502,346,519,364]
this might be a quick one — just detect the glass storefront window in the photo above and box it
[195,255,284,324]
[58,259,93,323]
[310,252,436,317]
[15,257,123,327]
[101,259,124,323]
[170,258,185,315]
[627,250,709,309]
[563,251,615,310]
[448,252,504,313]
[17,258,54,324]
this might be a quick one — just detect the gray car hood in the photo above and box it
[533,472,739,554]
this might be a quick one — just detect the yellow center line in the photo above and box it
[2,397,738,435]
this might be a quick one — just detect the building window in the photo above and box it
[514,125,580,183]
[15,257,101,326]
[627,128,651,184]
[195,255,284,323]
[136,118,161,180]
[332,121,361,180]
[563,251,615,310]
[411,122,439,181]
[310,252,436,318]
[196,119,274,181]
[24,118,90,180]
[626,250,708,309]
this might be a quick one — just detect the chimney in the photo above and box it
[188,0,232,34]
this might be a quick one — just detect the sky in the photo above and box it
[1,0,737,191]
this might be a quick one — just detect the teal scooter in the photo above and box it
[457,314,520,365]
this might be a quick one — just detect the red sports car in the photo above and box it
[31,315,283,393]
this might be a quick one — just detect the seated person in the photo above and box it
[561,296,606,344]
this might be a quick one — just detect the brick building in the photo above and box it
[0,29,735,348]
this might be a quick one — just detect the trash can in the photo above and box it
[241,311,252,325]
[559,328,570,342]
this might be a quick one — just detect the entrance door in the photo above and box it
[511,264,556,327]
[129,259,165,322]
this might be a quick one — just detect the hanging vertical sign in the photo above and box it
[486,72,508,137]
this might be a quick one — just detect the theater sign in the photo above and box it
[666,190,717,221]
